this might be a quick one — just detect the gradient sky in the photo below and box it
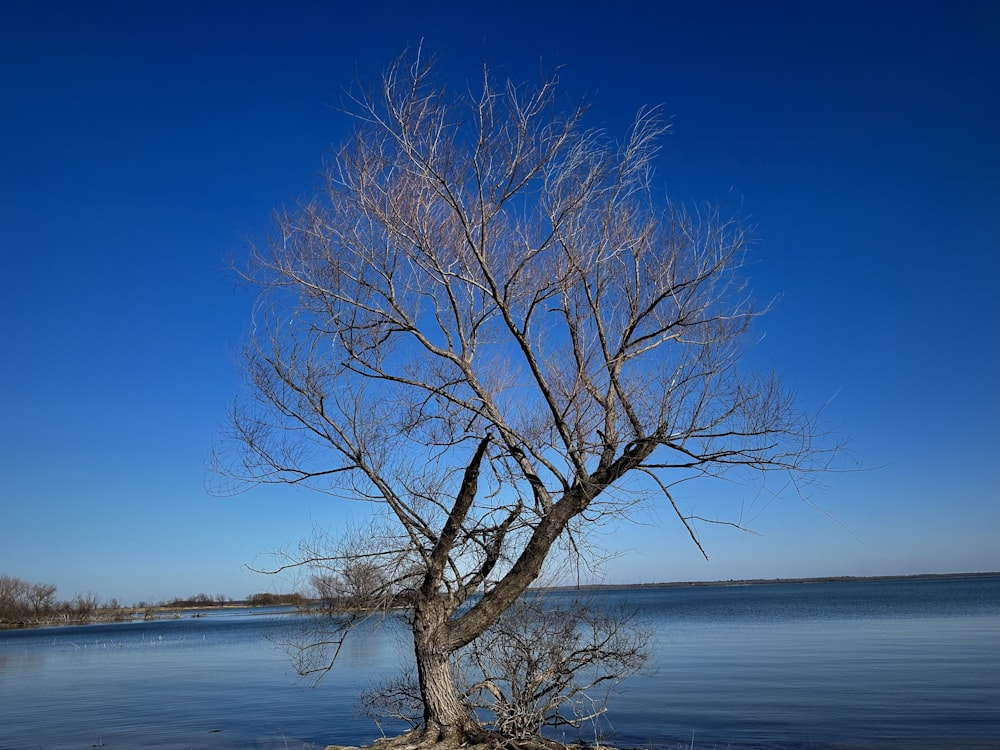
[2,1,997,605]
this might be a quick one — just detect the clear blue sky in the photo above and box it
[2,1,997,604]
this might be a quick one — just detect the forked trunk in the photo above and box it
[412,602,474,740]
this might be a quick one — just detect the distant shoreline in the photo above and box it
[5,572,996,631]
[541,570,1000,593]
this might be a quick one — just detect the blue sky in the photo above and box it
[1,1,997,604]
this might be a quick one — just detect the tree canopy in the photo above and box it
[215,50,833,745]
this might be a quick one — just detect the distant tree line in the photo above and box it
[0,574,317,629]
[0,574,131,628]
[162,592,231,608]
[245,591,308,607]
[155,592,309,609]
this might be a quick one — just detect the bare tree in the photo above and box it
[0,575,57,625]
[214,50,833,745]
[26,582,58,618]
[0,574,33,624]
[354,594,647,743]
[462,594,649,741]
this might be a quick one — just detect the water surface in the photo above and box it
[1,576,997,749]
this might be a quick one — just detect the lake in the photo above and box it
[1,576,997,749]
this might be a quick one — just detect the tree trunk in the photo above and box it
[412,599,473,740]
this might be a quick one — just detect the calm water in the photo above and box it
[1,577,997,749]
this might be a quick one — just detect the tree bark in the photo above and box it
[413,599,474,740]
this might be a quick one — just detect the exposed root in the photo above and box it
[325,727,591,750]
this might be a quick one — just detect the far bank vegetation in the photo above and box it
[0,574,307,629]
[0,574,132,629]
